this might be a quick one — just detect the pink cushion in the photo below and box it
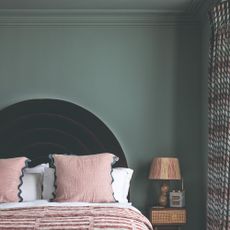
[52,153,118,202]
[0,157,28,202]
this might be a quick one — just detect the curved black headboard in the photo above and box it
[0,99,127,168]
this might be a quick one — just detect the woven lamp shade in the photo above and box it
[149,157,181,180]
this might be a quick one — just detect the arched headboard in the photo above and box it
[0,99,127,168]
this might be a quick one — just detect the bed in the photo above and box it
[0,99,152,230]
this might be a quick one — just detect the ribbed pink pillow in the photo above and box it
[52,153,118,202]
[0,157,28,203]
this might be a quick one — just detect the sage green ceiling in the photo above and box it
[0,0,204,13]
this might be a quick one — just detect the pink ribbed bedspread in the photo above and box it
[0,205,153,230]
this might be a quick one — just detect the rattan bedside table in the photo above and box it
[150,207,186,230]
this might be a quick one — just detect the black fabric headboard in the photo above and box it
[0,99,127,168]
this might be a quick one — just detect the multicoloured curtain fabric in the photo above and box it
[208,1,230,229]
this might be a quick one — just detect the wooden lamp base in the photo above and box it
[159,182,169,207]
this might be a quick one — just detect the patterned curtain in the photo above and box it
[208,1,230,229]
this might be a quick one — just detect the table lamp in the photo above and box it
[149,157,181,207]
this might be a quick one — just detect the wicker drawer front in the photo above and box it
[151,209,186,225]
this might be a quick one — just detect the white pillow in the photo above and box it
[112,167,133,203]
[24,163,49,174]
[43,167,55,200]
[42,167,133,203]
[21,164,49,201]
[21,173,42,201]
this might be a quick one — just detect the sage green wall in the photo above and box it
[0,19,204,229]
[201,5,210,229]
[173,25,204,230]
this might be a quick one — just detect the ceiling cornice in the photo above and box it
[0,10,201,28]
[0,8,188,16]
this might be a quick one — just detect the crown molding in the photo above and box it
[0,9,186,16]
[0,9,200,28]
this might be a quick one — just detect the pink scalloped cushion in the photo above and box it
[0,157,28,202]
[53,153,118,202]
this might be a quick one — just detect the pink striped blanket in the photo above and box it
[0,205,153,229]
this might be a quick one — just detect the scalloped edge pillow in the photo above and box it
[0,157,29,203]
[42,167,133,203]
[51,153,118,203]
[112,167,133,203]
[21,163,49,201]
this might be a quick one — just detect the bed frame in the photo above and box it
[0,99,127,168]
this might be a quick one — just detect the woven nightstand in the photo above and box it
[150,207,186,230]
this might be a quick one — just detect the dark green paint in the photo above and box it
[0,23,205,229]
